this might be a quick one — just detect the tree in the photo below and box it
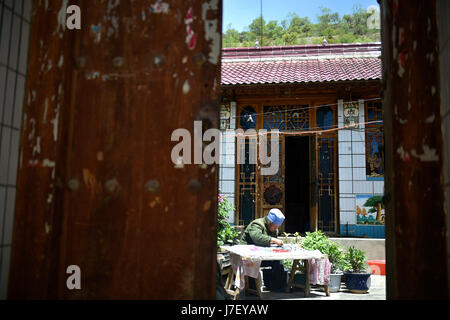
[265,20,284,44]
[282,31,298,45]
[248,15,266,44]
[223,24,240,47]
[287,13,312,37]
[342,5,371,36]
[317,7,341,38]
[221,6,381,48]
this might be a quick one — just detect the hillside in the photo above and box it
[223,5,381,48]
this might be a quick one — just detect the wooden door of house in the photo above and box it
[315,104,338,234]
[258,135,285,223]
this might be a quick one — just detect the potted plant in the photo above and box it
[323,241,345,293]
[343,246,371,293]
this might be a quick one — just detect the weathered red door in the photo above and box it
[9,0,222,299]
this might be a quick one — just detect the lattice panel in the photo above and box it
[263,105,309,131]
[237,138,257,225]
[317,137,336,233]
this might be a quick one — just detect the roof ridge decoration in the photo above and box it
[222,42,382,63]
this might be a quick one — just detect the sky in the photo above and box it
[223,0,380,32]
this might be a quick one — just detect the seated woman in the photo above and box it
[239,208,286,292]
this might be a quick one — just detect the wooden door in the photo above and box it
[316,135,338,233]
[258,135,285,223]
[309,135,318,231]
[9,0,222,299]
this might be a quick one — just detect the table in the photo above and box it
[220,245,330,299]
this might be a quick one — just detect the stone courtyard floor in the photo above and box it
[240,275,386,300]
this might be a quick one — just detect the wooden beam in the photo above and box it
[9,0,222,299]
[381,0,449,299]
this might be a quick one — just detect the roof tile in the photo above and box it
[221,43,382,85]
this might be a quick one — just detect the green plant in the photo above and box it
[281,231,302,244]
[324,241,345,274]
[301,230,329,253]
[343,246,369,273]
[217,194,239,247]
[302,230,345,273]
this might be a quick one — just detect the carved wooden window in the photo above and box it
[263,105,309,131]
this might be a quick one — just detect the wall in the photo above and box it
[337,99,385,238]
[219,102,236,224]
[0,0,32,299]
[437,0,450,297]
[329,237,385,260]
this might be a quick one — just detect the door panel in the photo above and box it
[317,136,337,233]
[259,136,284,221]
[309,135,318,231]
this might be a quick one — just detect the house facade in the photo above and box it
[219,43,385,238]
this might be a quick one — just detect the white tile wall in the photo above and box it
[351,129,365,142]
[339,180,353,194]
[0,0,32,299]
[340,197,355,211]
[373,181,384,194]
[352,167,366,181]
[338,130,351,142]
[338,141,352,155]
[218,102,237,224]
[353,181,374,194]
[338,154,352,167]
[221,154,235,166]
[339,167,352,180]
[221,167,234,180]
[337,99,385,233]
[351,141,366,154]
[352,154,366,167]
[340,211,357,224]
[220,180,234,194]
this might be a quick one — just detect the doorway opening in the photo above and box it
[284,136,310,234]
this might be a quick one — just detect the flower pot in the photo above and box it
[329,273,342,293]
[344,272,371,293]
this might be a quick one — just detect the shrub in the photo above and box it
[302,230,345,273]
[343,246,369,273]
[217,194,239,247]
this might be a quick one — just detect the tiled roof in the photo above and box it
[221,43,382,85]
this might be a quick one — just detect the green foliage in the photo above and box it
[301,230,329,252]
[343,246,369,273]
[301,231,345,273]
[222,6,380,48]
[217,194,239,247]
[325,241,345,273]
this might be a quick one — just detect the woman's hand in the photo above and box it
[270,237,284,246]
